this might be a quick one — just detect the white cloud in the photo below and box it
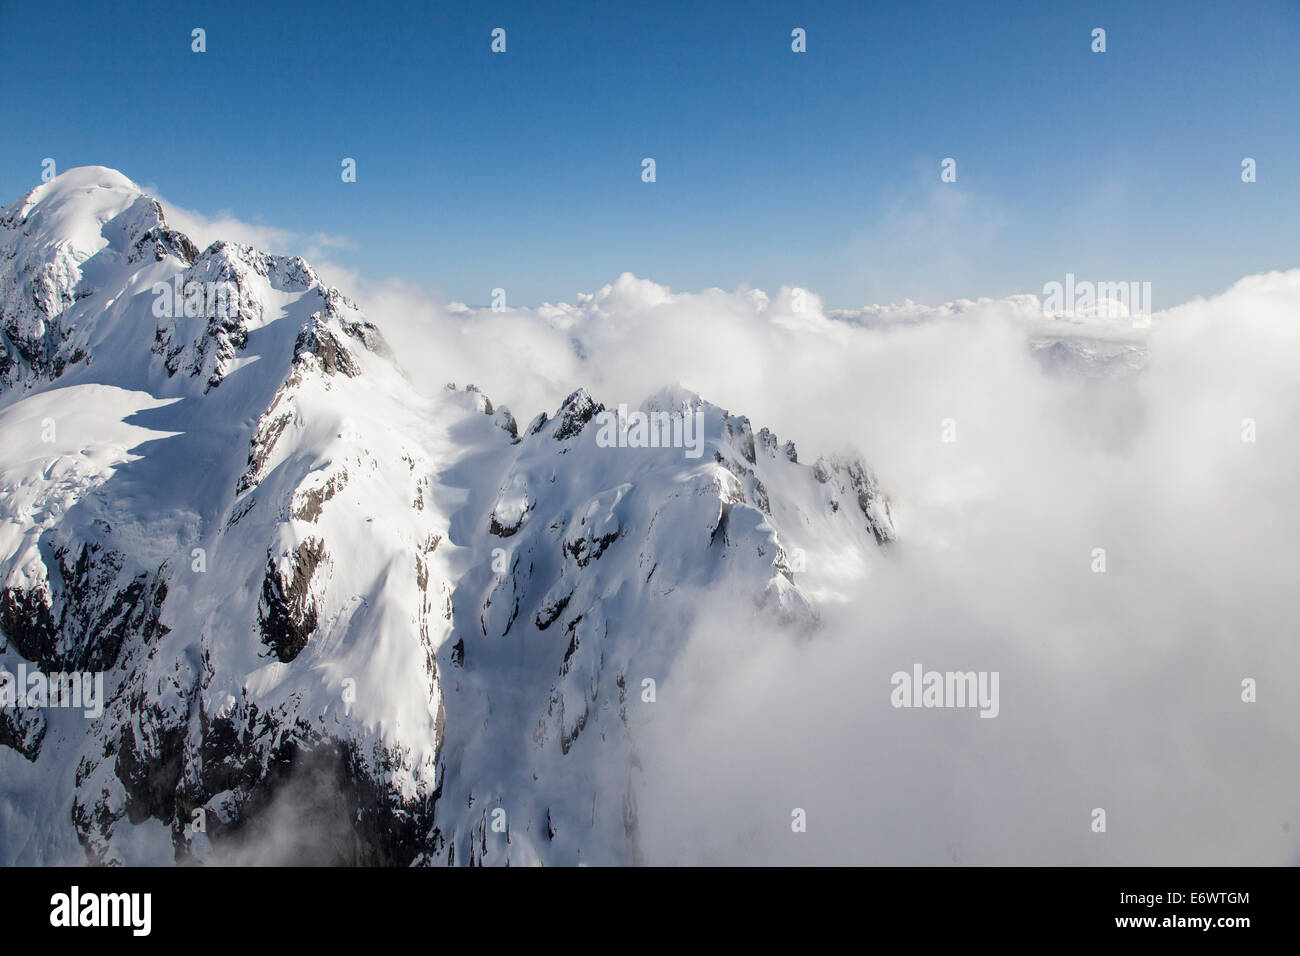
[349,266,1300,864]
[151,193,354,264]
[136,188,1300,862]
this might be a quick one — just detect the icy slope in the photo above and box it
[0,168,894,864]
[426,385,893,864]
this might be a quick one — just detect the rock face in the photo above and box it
[0,168,894,865]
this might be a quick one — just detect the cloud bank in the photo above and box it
[153,193,354,265]
[139,198,1300,863]
[353,267,1298,865]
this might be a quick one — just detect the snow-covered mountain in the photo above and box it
[0,168,895,864]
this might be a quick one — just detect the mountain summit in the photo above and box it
[0,168,893,865]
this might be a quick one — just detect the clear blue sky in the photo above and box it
[1,0,1296,308]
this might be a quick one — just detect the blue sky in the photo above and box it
[1,0,1296,308]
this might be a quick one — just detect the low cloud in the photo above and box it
[144,191,1300,862]
[349,267,1300,864]
[152,193,354,264]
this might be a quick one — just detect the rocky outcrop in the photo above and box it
[257,538,327,663]
[0,169,895,868]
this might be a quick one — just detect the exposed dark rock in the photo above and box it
[0,705,46,761]
[553,389,603,441]
[535,590,572,631]
[292,469,349,523]
[294,314,360,377]
[237,394,293,494]
[257,538,327,663]
[128,224,198,265]
[0,542,164,672]
[563,529,621,568]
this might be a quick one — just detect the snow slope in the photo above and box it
[0,168,895,864]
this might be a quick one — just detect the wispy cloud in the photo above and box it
[149,191,354,264]
[354,265,1300,864]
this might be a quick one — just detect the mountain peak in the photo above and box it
[0,169,897,867]
[1,166,149,252]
